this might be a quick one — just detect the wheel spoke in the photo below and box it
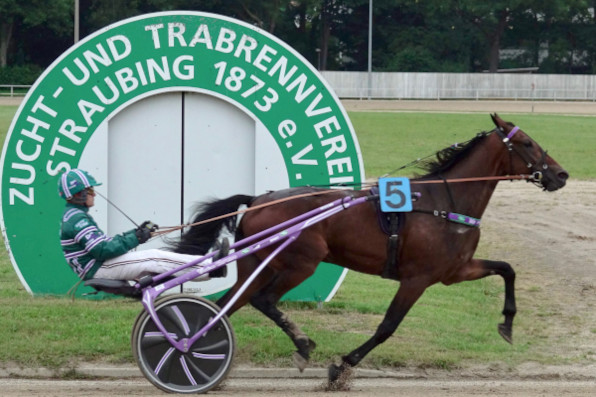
[192,337,229,353]
[184,354,212,384]
[140,332,178,350]
[179,356,198,386]
[192,352,226,360]
[153,347,175,376]
[170,305,191,336]
[158,305,190,337]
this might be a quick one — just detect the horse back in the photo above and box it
[242,187,389,276]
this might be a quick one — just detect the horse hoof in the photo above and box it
[328,363,342,383]
[293,351,308,372]
[327,363,353,391]
[498,323,513,344]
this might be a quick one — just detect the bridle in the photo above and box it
[493,125,549,188]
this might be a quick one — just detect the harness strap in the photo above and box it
[382,213,400,280]
[447,212,481,227]
[412,209,480,227]
[504,126,520,142]
[369,188,401,280]
[414,209,481,227]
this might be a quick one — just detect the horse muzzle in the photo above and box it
[539,167,569,192]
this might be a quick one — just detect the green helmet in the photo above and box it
[58,169,102,200]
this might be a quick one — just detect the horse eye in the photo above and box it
[523,140,533,148]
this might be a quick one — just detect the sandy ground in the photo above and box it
[0,97,23,106]
[483,180,596,366]
[1,377,595,397]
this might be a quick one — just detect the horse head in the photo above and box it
[490,113,569,191]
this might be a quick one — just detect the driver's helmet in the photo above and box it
[58,169,102,200]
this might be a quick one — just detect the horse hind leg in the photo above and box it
[249,266,319,372]
[250,293,316,372]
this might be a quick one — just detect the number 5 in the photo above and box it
[379,177,413,213]
[384,180,407,209]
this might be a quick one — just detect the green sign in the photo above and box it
[0,11,364,299]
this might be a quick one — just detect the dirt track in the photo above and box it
[1,377,595,396]
[483,180,596,367]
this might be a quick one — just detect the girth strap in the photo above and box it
[382,213,400,280]
[370,187,401,280]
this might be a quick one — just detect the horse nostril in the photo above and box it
[558,171,569,181]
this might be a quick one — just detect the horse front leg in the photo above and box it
[328,279,428,384]
[452,259,516,344]
[483,260,516,344]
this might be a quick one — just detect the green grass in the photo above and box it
[1,246,528,370]
[0,105,18,140]
[0,106,594,370]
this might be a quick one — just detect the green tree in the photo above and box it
[438,0,595,73]
[0,0,72,67]
[436,0,524,72]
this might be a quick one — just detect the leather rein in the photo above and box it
[154,126,545,236]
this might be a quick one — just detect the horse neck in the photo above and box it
[439,133,510,218]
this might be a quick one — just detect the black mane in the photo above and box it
[419,131,492,177]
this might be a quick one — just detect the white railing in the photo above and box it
[0,85,31,97]
[321,71,596,101]
[328,86,596,101]
[435,88,596,101]
[3,73,596,102]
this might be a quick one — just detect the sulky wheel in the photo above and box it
[131,294,235,394]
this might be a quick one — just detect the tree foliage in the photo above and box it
[0,0,72,67]
[1,0,595,82]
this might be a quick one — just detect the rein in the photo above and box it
[152,188,356,237]
[152,173,537,237]
[154,124,548,237]
[411,174,538,184]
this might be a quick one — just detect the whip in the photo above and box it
[94,190,139,228]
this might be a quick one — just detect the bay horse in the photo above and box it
[170,114,568,383]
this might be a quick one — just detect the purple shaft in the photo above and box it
[141,194,369,353]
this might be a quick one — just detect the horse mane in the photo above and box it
[418,130,492,177]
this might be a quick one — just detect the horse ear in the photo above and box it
[491,113,505,128]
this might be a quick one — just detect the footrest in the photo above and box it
[84,278,141,298]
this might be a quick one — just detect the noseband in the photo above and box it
[494,126,549,187]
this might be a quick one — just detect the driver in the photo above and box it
[58,168,228,281]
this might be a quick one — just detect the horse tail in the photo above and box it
[169,194,254,255]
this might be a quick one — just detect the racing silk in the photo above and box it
[60,203,139,280]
